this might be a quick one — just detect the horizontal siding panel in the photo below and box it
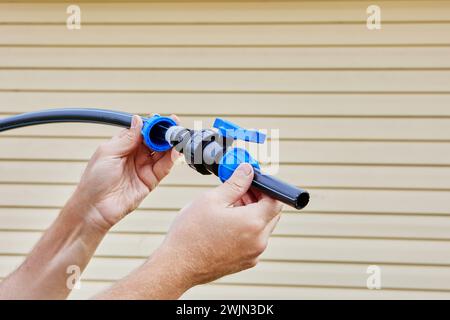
[2,208,450,240]
[2,256,450,292]
[79,259,450,291]
[112,212,450,240]
[2,138,450,165]
[3,161,450,189]
[181,284,450,300]
[3,115,450,141]
[1,70,450,92]
[2,231,450,265]
[2,1,449,23]
[2,92,450,116]
[63,280,450,300]
[0,184,449,215]
[1,24,450,46]
[219,262,450,291]
[3,47,450,68]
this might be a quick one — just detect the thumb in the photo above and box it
[104,115,143,156]
[213,163,254,206]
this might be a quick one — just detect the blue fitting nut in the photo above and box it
[141,114,177,152]
[218,147,260,182]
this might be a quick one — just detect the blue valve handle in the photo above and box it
[218,147,260,182]
[213,118,266,144]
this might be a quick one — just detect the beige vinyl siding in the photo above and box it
[0,0,450,299]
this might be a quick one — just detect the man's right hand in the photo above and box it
[95,163,283,300]
[155,163,283,289]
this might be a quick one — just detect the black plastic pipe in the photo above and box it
[203,163,309,210]
[0,108,135,132]
[200,162,309,210]
[253,169,309,210]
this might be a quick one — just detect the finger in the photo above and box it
[152,148,180,181]
[262,213,281,239]
[170,114,180,125]
[135,142,153,167]
[246,188,265,203]
[244,196,283,224]
[233,190,258,207]
[139,169,159,191]
[233,199,245,207]
[212,163,254,206]
[135,147,159,190]
[241,191,257,206]
[136,143,164,166]
[103,115,143,157]
[136,147,176,190]
[250,188,264,201]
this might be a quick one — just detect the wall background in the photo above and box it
[0,0,450,299]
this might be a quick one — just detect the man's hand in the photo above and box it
[158,163,283,287]
[74,115,180,231]
[96,163,283,299]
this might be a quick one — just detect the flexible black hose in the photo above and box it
[0,108,135,132]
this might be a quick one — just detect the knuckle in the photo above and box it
[262,199,283,216]
[244,238,267,258]
[148,180,158,192]
[246,258,259,269]
[245,218,265,233]
[126,131,135,141]
[253,239,268,256]
[160,166,171,178]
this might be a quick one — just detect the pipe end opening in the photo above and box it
[296,192,310,210]
[148,119,174,143]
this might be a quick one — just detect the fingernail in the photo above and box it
[237,163,252,176]
[170,114,178,124]
[131,116,137,129]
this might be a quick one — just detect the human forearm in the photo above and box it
[95,246,193,300]
[0,195,108,299]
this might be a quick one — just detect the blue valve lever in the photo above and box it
[213,118,266,144]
